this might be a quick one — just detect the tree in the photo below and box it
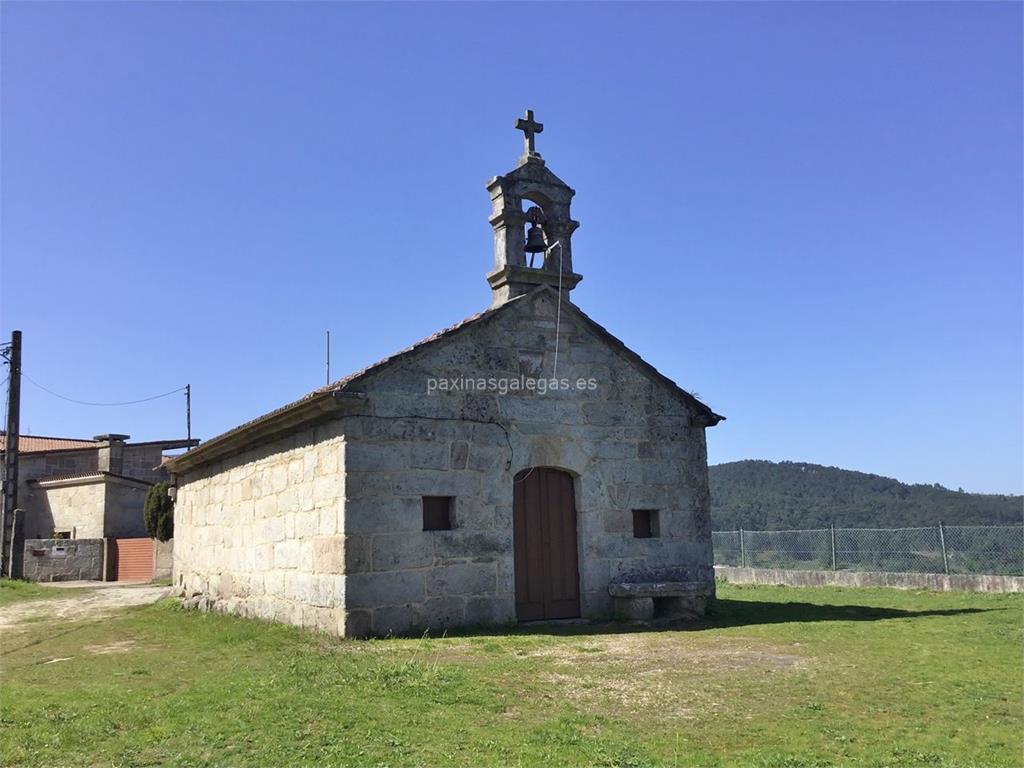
[709,460,1023,530]
[144,482,175,541]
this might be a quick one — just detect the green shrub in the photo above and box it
[144,482,175,541]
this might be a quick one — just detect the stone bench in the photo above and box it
[608,581,713,621]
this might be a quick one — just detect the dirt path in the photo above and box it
[0,584,169,632]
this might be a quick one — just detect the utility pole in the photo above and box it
[2,330,23,577]
[185,384,192,447]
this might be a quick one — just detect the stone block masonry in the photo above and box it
[153,539,174,580]
[23,538,104,582]
[337,292,714,636]
[173,425,348,635]
[172,290,717,637]
[34,482,106,539]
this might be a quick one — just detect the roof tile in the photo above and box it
[0,433,97,453]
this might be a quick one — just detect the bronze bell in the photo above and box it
[524,222,546,254]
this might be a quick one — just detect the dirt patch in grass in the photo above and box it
[528,632,805,670]
[401,630,808,719]
[522,632,806,717]
[31,640,156,671]
[83,640,139,655]
[544,667,698,715]
[0,584,168,633]
[0,579,86,607]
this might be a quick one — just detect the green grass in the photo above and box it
[1,583,1021,767]
[0,578,88,607]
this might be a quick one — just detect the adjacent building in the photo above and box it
[1,432,197,539]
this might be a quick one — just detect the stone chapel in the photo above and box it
[168,112,724,637]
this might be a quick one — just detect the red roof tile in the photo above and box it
[0,433,97,453]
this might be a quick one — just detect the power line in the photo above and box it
[22,373,186,407]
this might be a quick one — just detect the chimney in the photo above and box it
[94,434,130,474]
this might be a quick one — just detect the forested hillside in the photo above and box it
[709,460,1023,530]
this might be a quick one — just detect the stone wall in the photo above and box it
[121,444,173,484]
[21,449,99,482]
[23,538,104,582]
[173,424,348,635]
[30,477,150,539]
[19,451,99,538]
[342,289,713,636]
[715,566,1024,593]
[37,480,107,539]
[153,538,174,579]
[103,480,150,537]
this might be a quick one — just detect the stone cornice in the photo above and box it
[165,392,367,476]
[486,265,583,293]
[31,472,155,490]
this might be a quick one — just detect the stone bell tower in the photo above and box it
[486,110,582,306]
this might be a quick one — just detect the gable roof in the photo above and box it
[166,288,722,474]
[558,297,723,426]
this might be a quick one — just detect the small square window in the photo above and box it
[422,496,454,531]
[632,509,660,539]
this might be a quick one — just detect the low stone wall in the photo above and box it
[153,539,173,580]
[715,566,1024,593]
[23,538,104,582]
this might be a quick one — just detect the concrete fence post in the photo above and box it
[830,523,837,571]
[7,508,24,579]
[938,522,949,575]
[739,528,746,568]
[103,538,116,582]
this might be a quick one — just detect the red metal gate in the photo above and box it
[113,538,153,581]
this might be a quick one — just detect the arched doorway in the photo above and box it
[513,467,581,621]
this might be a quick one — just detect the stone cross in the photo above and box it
[515,109,544,158]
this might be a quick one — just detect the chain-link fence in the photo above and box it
[712,524,1024,577]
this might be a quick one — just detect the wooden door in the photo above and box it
[513,467,581,621]
[113,538,153,581]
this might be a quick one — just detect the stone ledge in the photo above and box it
[486,265,582,293]
[607,580,713,599]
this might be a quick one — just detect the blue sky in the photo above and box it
[1,2,1021,494]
